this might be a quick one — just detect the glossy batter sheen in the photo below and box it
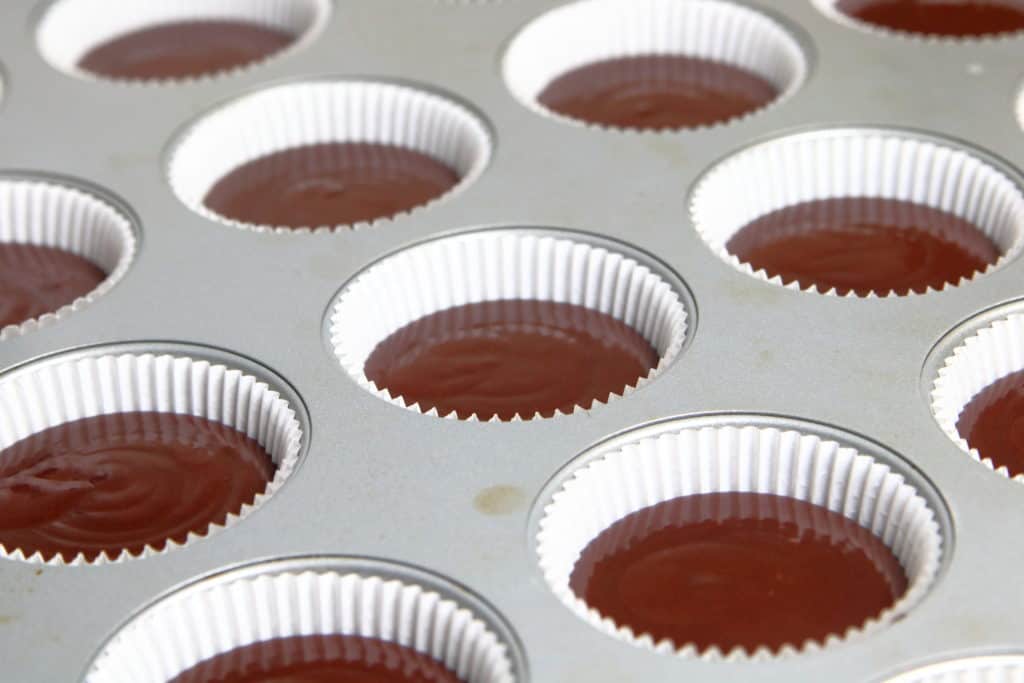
[77,21,295,80]
[837,0,1024,37]
[0,243,105,329]
[571,492,908,652]
[363,299,659,420]
[726,197,999,296]
[957,368,1024,477]
[203,143,460,228]
[169,634,463,683]
[537,55,779,130]
[0,412,275,562]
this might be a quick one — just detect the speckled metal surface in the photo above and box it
[1,1,1023,680]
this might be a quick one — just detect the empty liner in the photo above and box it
[37,0,329,83]
[0,177,136,339]
[327,229,690,421]
[690,129,1024,296]
[536,418,943,659]
[502,0,807,130]
[168,80,492,232]
[0,348,302,565]
[84,559,518,682]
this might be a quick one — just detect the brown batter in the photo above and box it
[363,299,659,421]
[203,143,460,228]
[725,197,999,296]
[836,0,1024,37]
[957,368,1024,477]
[571,492,908,652]
[0,412,275,562]
[169,634,463,683]
[78,20,294,80]
[537,55,779,130]
[0,243,105,329]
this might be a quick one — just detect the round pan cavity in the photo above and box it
[37,0,330,83]
[168,79,492,233]
[0,176,136,340]
[929,300,1024,483]
[690,128,1024,297]
[813,0,1024,41]
[326,228,692,421]
[502,0,807,132]
[0,343,304,565]
[83,556,524,683]
[883,655,1024,682]
[533,415,946,660]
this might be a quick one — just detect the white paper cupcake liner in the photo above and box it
[690,128,1024,297]
[36,0,330,84]
[84,559,518,683]
[535,419,944,660]
[0,348,303,565]
[884,655,1024,683]
[812,0,1024,43]
[930,310,1024,482]
[502,0,807,131]
[1014,85,1024,136]
[168,79,492,233]
[0,177,136,340]
[327,229,690,421]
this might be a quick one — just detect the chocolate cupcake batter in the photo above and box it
[0,412,275,562]
[363,299,660,420]
[203,142,460,228]
[170,635,463,683]
[537,55,779,130]
[957,368,1024,476]
[78,20,294,80]
[836,0,1024,37]
[0,243,105,329]
[571,492,908,652]
[726,197,999,296]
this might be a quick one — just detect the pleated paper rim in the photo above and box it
[0,345,305,566]
[534,415,945,661]
[689,127,1024,298]
[930,305,1024,483]
[326,228,692,421]
[83,556,523,683]
[501,0,809,133]
[883,655,1024,683]
[167,78,493,233]
[36,0,332,85]
[811,0,1024,44]
[0,175,137,341]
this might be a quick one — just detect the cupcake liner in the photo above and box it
[0,349,303,565]
[0,177,136,340]
[502,0,807,131]
[884,655,1024,683]
[811,0,1024,43]
[535,419,944,660]
[84,559,518,683]
[327,229,690,421]
[168,80,492,233]
[690,129,1024,297]
[1015,83,1024,135]
[36,0,330,84]
[930,310,1024,482]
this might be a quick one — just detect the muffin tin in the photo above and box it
[3,0,1024,680]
